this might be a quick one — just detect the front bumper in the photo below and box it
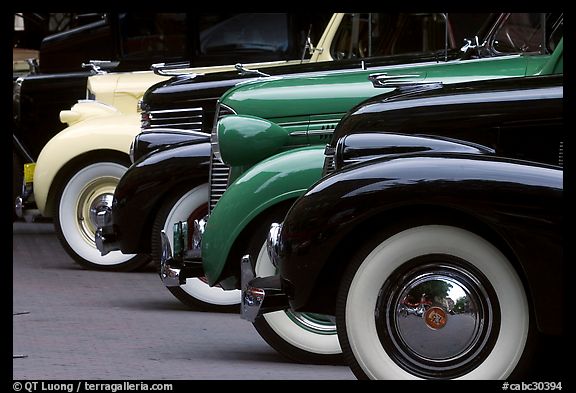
[240,255,289,322]
[94,208,120,256]
[158,222,205,287]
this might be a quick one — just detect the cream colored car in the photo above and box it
[25,13,347,270]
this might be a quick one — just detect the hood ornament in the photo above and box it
[235,63,270,77]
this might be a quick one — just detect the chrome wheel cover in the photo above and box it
[376,256,500,379]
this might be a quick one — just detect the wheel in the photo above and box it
[248,207,343,364]
[151,184,240,312]
[53,157,151,271]
[336,224,531,380]
[13,150,23,222]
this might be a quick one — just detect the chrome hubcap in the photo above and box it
[76,177,118,246]
[376,256,499,378]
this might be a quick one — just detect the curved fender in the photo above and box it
[34,113,140,215]
[202,145,325,286]
[87,71,169,113]
[113,141,211,254]
[279,153,563,333]
[59,100,121,126]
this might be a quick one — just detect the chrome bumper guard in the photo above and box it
[240,255,289,323]
[159,226,204,288]
[94,208,120,256]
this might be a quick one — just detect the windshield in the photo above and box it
[330,13,490,60]
[491,13,563,54]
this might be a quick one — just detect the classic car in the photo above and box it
[197,13,562,363]
[242,73,563,379]
[14,12,334,269]
[96,13,479,288]
[154,13,561,363]
[13,12,331,221]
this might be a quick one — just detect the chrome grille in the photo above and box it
[141,107,203,131]
[208,102,236,213]
[208,155,230,212]
[322,148,336,177]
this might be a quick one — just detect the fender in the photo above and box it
[34,113,140,215]
[112,141,211,254]
[202,133,494,286]
[278,153,562,333]
[202,145,325,286]
[131,129,210,163]
[87,71,169,113]
[59,100,121,126]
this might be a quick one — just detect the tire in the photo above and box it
[336,224,531,380]
[53,157,151,271]
[151,184,240,312]
[13,150,23,222]
[248,207,343,364]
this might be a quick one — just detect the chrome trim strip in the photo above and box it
[148,107,203,115]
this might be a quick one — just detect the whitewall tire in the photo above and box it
[151,184,240,311]
[53,158,150,271]
[252,241,343,364]
[337,225,529,380]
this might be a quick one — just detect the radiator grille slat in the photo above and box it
[142,107,203,131]
[208,103,236,213]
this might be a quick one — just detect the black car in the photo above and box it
[243,74,564,379]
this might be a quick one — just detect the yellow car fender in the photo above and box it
[59,100,120,127]
[34,113,140,216]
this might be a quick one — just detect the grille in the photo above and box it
[558,141,563,167]
[322,148,336,177]
[208,155,230,212]
[141,107,203,131]
[208,102,236,213]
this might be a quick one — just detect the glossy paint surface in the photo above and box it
[131,129,209,163]
[278,154,563,333]
[201,146,325,286]
[112,142,211,253]
[203,52,563,285]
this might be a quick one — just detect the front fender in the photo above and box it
[112,141,211,254]
[202,145,325,286]
[279,153,563,334]
[34,113,140,215]
[59,100,120,126]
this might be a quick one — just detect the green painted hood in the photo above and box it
[219,50,558,120]
[221,70,386,119]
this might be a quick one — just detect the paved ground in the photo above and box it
[12,222,354,380]
[12,222,568,384]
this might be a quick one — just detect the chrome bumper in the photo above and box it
[94,208,120,256]
[240,255,289,322]
[159,224,205,288]
[159,231,181,287]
